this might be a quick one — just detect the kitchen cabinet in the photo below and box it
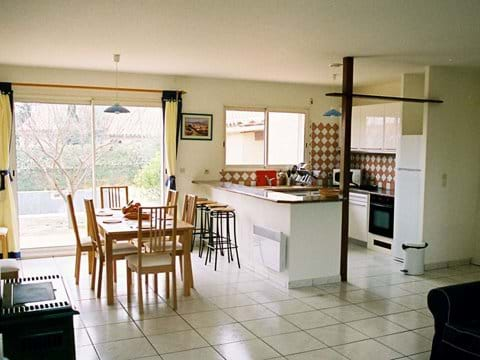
[351,102,401,153]
[349,192,368,243]
[383,102,401,150]
[351,106,362,150]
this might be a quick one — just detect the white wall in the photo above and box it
[401,73,425,135]
[0,64,340,198]
[422,66,480,265]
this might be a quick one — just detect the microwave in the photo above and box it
[332,169,362,187]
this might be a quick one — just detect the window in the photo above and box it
[225,108,306,166]
[14,102,163,249]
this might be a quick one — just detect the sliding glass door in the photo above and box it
[14,102,163,250]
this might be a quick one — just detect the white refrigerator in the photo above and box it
[392,135,425,261]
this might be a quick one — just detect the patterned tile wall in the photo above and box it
[220,170,257,186]
[351,153,396,189]
[310,122,340,186]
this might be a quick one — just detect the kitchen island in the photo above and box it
[192,181,343,288]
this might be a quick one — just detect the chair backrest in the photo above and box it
[137,205,177,269]
[66,194,82,248]
[182,194,197,225]
[84,199,104,259]
[100,186,129,209]
[166,189,178,215]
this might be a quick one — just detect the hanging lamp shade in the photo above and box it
[105,54,129,114]
[323,108,342,117]
[104,103,130,114]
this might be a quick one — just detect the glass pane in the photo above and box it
[267,112,305,165]
[94,106,163,205]
[15,102,93,248]
[373,209,390,229]
[225,110,265,165]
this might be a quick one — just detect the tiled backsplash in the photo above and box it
[310,122,340,186]
[351,153,396,189]
[220,170,256,186]
[220,121,396,189]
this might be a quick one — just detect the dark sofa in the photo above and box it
[428,281,480,359]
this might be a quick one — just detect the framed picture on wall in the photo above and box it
[181,113,213,140]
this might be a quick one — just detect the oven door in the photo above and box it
[369,203,394,238]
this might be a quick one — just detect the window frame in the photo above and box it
[224,106,308,169]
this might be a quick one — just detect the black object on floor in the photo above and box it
[428,280,480,360]
[0,274,79,360]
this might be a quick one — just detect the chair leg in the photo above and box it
[74,248,81,285]
[113,261,117,283]
[165,272,170,299]
[172,270,177,310]
[154,274,158,294]
[90,254,97,290]
[88,250,93,274]
[179,256,183,281]
[137,272,143,314]
[97,261,104,299]
[126,263,132,303]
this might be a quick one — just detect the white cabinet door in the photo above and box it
[349,199,368,242]
[351,106,362,150]
[384,102,401,151]
[361,104,384,150]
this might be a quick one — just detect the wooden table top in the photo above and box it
[96,211,194,238]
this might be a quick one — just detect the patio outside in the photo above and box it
[15,102,163,250]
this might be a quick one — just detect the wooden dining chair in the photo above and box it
[67,194,94,285]
[152,194,197,289]
[84,199,137,298]
[166,189,178,216]
[126,205,178,313]
[100,186,129,209]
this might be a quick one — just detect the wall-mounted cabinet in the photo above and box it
[351,102,401,153]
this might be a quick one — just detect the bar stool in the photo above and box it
[194,199,216,256]
[204,206,240,271]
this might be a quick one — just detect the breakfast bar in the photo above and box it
[193,181,343,288]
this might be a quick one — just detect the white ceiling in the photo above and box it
[1,0,480,86]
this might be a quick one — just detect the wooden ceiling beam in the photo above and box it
[326,92,442,104]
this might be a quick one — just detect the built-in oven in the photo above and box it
[369,194,394,239]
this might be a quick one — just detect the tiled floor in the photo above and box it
[15,243,480,360]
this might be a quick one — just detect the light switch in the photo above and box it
[179,168,185,174]
[441,173,447,187]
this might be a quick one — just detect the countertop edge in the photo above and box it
[192,180,343,204]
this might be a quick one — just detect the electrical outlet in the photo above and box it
[204,169,210,175]
[441,173,447,187]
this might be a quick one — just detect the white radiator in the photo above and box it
[253,225,286,272]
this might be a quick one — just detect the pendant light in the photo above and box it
[104,54,130,114]
[323,65,342,117]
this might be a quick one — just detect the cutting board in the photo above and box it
[256,170,277,186]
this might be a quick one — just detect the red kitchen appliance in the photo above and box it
[255,170,277,186]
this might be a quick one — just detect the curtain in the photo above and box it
[0,86,20,258]
[162,91,183,190]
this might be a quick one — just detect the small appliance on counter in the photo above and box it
[288,163,317,186]
[332,168,362,187]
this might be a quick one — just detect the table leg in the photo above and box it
[183,230,193,296]
[106,236,114,305]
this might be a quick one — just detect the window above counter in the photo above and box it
[225,107,306,167]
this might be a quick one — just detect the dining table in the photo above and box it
[95,210,195,305]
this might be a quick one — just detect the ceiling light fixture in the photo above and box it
[104,54,130,114]
[323,72,342,117]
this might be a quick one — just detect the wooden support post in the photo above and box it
[340,57,354,282]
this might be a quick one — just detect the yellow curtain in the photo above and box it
[0,95,19,256]
[164,100,178,180]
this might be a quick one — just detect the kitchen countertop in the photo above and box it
[192,181,343,203]
[350,187,395,197]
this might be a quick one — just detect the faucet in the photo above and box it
[265,176,275,186]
